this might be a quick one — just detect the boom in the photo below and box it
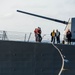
[17,10,68,25]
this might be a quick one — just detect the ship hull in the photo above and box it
[0,40,75,75]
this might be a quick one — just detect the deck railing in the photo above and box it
[0,30,64,43]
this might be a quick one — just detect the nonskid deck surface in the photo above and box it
[0,40,75,75]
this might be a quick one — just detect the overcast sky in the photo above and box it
[0,0,75,34]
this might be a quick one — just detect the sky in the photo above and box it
[0,0,75,35]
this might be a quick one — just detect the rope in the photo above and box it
[51,43,64,75]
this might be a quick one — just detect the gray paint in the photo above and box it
[71,18,75,40]
[0,40,75,75]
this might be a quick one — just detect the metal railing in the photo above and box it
[0,30,64,43]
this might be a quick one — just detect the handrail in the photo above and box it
[0,30,64,43]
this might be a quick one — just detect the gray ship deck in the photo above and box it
[0,40,75,75]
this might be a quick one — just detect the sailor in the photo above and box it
[51,30,56,43]
[66,29,72,44]
[34,28,38,42]
[55,29,60,44]
[37,27,42,42]
[34,27,42,42]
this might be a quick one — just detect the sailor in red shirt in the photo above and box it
[34,27,42,42]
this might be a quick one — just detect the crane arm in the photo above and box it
[17,10,68,25]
